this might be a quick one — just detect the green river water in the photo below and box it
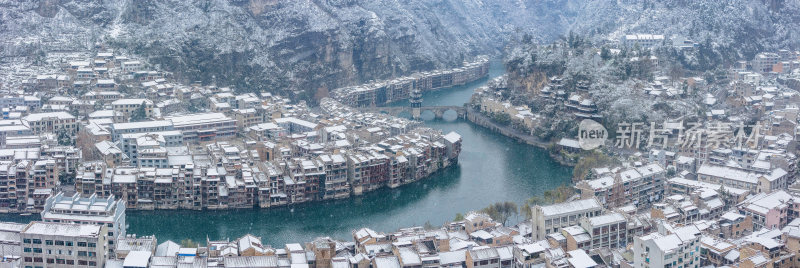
[0,61,573,245]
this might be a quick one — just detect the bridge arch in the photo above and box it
[441,109,459,121]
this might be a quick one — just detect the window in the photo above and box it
[24,248,31,253]
[23,239,31,244]
[32,239,41,244]
[78,251,87,257]
[66,260,74,265]
[33,248,42,253]
[45,240,53,245]
[55,241,64,246]
[87,242,96,248]
[77,242,87,247]
[65,241,73,246]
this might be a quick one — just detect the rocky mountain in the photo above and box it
[559,0,800,60]
[1,0,798,100]
[1,0,545,99]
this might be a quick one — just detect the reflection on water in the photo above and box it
[121,119,571,245]
[0,60,573,245]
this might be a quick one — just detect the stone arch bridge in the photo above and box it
[356,106,467,119]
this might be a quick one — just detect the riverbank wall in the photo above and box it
[331,56,490,107]
[465,107,576,167]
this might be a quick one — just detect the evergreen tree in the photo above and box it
[57,129,74,146]
[129,101,148,122]
[600,46,612,61]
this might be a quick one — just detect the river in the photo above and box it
[0,60,573,245]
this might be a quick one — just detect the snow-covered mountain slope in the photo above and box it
[1,0,798,98]
[1,0,542,98]
[529,0,800,58]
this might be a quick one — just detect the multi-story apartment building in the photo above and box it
[531,198,603,240]
[11,161,32,212]
[738,190,798,230]
[576,163,666,211]
[22,112,77,135]
[87,110,125,124]
[232,108,262,131]
[165,113,237,142]
[361,152,390,193]
[201,167,225,209]
[621,34,665,49]
[0,222,27,261]
[110,120,174,141]
[74,163,112,198]
[247,123,285,141]
[20,221,108,268]
[110,168,139,210]
[284,158,325,203]
[699,236,737,267]
[466,247,500,268]
[41,146,82,175]
[753,52,781,73]
[30,159,58,208]
[387,154,410,188]
[579,213,628,249]
[0,162,24,212]
[120,60,141,73]
[331,58,489,107]
[82,91,121,102]
[512,243,546,268]
[111,99,154,121]
[633,225,701,268]
[560,226,591,251]
[119,131,183,168]
[259,161,286,207]
[0,120,32,147]
[666,177,750,203]
[320,154,350,200]
[347,153,369,196]
[697,164,788,193]
[40,192,125,253]
[274,117,318,134]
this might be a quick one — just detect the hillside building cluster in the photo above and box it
[331,57,490,107]
[0,51,462,214]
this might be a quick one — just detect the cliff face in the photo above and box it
[1,0,537,99]
[2,0,798,99]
